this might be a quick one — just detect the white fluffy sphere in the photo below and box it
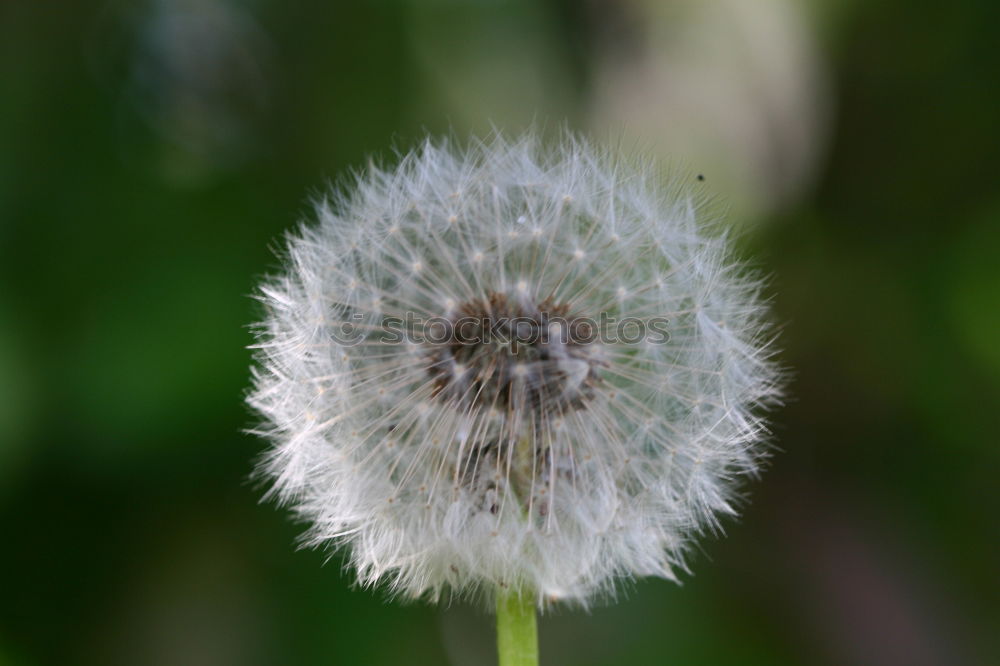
[248,132,782,606]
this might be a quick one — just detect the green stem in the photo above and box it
[496,587,539,666]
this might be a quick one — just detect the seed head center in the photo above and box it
[427,292,601,414]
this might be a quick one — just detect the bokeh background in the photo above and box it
[2,1,998,664]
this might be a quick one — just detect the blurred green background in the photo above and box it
[2,1,998,664]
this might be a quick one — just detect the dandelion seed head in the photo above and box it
[248,131,783,607]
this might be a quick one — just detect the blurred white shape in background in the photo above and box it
[121,0,273,184]
[588,0,831,219]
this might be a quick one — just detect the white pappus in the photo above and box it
[247,131,783,607]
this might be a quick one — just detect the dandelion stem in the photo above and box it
[496,587,538,666]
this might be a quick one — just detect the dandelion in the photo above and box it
[248,131,782,665]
